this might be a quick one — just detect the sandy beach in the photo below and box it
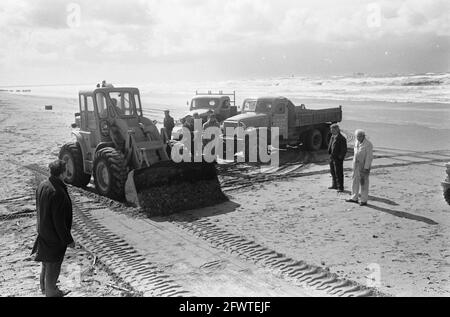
[1,92,449,297]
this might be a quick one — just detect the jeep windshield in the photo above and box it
[191,98,220,110]
[242,99,257,112]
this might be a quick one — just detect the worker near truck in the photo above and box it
[192,112,204,160]
[180,116,196,159]
[346,130,374,206]
[328,124,347,192]
[31,160,75,297]
[193,112,201,123]
[203,113,221,156]
[183,116,195,133]
[203,112,220,130]
[163,110,175,140]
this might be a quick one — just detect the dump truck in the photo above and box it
[59,87,226,215]
[180,91,239,124]
[443,163,450,205]
[223,96,342,153]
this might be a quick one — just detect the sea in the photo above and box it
[1,73,449,145]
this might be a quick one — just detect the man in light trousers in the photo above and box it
[346,130,373,206]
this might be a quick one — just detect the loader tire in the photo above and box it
[444,187,450,206]
[306,129,323,151]
[93,147,128,200]
[59,143,91,187]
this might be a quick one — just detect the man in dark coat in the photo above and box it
[32,160,75,297]
[328,124,348,192]
[163,110,175,141]
[202,113,221,158]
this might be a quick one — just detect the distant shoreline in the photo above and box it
[2,91,450,107]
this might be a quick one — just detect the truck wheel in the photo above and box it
[306,129,323,151]
[93,148,128,200]
[59,143,91,187]
[444,187,450,206]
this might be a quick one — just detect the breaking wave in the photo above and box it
[400,79,444,86]
[2,72,450,104]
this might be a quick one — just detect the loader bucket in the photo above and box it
[124,161,228,216]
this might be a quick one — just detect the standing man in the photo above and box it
[182,116,195,134]
[203,113,221,157]
[32,160,75,297]
[191,112,203,161]
[193,112,202,124]
[346,130,374,206]
[163,110,175,140]
[181,116,196,159]
[328,124,348,192]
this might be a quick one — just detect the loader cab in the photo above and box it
[78,88,143,124]
[77,88,144,160]
[94,88,143,119]
[78,92,104,150]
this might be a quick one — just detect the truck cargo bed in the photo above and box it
[295,107,342,126]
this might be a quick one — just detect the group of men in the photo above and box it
[328,124,374,206]
[163,110,220,141]
[96,80,114,88]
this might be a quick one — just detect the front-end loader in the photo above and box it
[59,87,227,215]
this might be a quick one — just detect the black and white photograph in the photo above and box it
[0,0,449,301]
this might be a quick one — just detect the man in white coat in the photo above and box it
[346,130,374,206]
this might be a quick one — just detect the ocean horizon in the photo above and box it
[2,72,449,132]
[1,72,449,103]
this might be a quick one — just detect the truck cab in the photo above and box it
[224,97,293,138]
[181,91,238,124]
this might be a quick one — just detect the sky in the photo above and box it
[0,0,449,86]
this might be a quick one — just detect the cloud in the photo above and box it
[0,0,448,84]
[27,0,70,29]
[378,0,450,36]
